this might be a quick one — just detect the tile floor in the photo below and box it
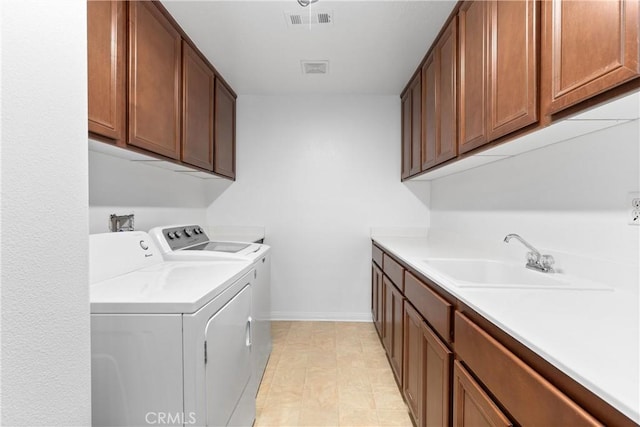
[255,321,413,427]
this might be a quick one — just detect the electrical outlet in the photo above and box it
[627,192,640,226]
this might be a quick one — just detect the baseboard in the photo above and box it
[270,311,373,322]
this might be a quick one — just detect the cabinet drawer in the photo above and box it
[454,312,602,426]
[383,254,405,292]
[372,244,383,268]
[404,271,452,344]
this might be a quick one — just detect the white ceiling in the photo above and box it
[161,0,457,95]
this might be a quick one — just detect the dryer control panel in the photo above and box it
[162,225,209,250]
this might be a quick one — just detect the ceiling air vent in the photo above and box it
[301,60,329,75]
[285,10,333,28]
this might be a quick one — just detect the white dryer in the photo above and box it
[90,231,256,427]
[149,225,272,396]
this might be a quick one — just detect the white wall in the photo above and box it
[206,95,430,321]
[430,119,640,277]
[1,0,92,425]
[87,150,228,233]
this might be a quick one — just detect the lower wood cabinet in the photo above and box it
[454,312,602,426]
[453,361,512,427]
[371,262,383,338]
[372,244,620,427]
[403,301,452,427]
[383,276,404,387]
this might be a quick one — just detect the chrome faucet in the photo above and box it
[503,234,555,273]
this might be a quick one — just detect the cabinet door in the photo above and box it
[401,90,412,180]
[422,319,452,427]
[487,0,538,140]
[421,54,437,170]
[453,361,513,427]
[543,0,640,114]
[214,79,236,179]
[458,0,488,154]
[410,74,422,176]
[87,0,125,143]
[128,1,182,159]
[388,282,404,387]
[372,263,384,338]
[436,18,458,165]
[403,302,423,424]
[182,42,214,170]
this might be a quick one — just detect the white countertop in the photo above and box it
[91,260,253,314]
[372,235,639,424]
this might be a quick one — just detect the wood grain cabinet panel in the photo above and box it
[458,0,488,153]
[404,271,452,344]
[383,254,405,292]
[403,302,423,423]
[453,361,512,427]
[401,90,412,180]
[401,73,422,179]
[422,54,437,170]
[437,18,458,165]
[87,0,126,143]
[128,1,182,159]
[384,278,404,387]
[455,312,602,426]
[214,79,236,179]
[422,19,458,171]
[487,0,538,140]
[543,0,640,114]
[372,263,384,338]
[182,42,214,171]
[410,74,423,176]
[403,302,452,427]
[459,0,539,153]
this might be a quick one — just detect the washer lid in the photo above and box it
[90,260,252,314]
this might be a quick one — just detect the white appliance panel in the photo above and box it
[205,284,253,427]
[91,314,183,427]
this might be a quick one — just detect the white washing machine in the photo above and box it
[90,231,256,427]
[149,225,272,397]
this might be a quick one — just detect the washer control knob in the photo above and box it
[184,228,192,237]
[139,240,149,250]
[167,232,176,240]
[197,227,203,234]
[175,231,182,238]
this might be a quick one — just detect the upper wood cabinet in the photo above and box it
[182,41,214,171]
[401,73,422,179]
[214,79,236,179]
[459,0,538,154]
[458,0,488,153]
[422,18,458,170]
[543,0,639,115]
[487,0,538,140]
[87,0,126,143]
[401,90,412,180]
[128,1,182,160]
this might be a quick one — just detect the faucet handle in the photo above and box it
[540,255,555,270]
[526,251,540,264]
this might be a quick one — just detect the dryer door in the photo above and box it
[204,284,253,426]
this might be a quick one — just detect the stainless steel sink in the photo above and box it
[421,258,610,290]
